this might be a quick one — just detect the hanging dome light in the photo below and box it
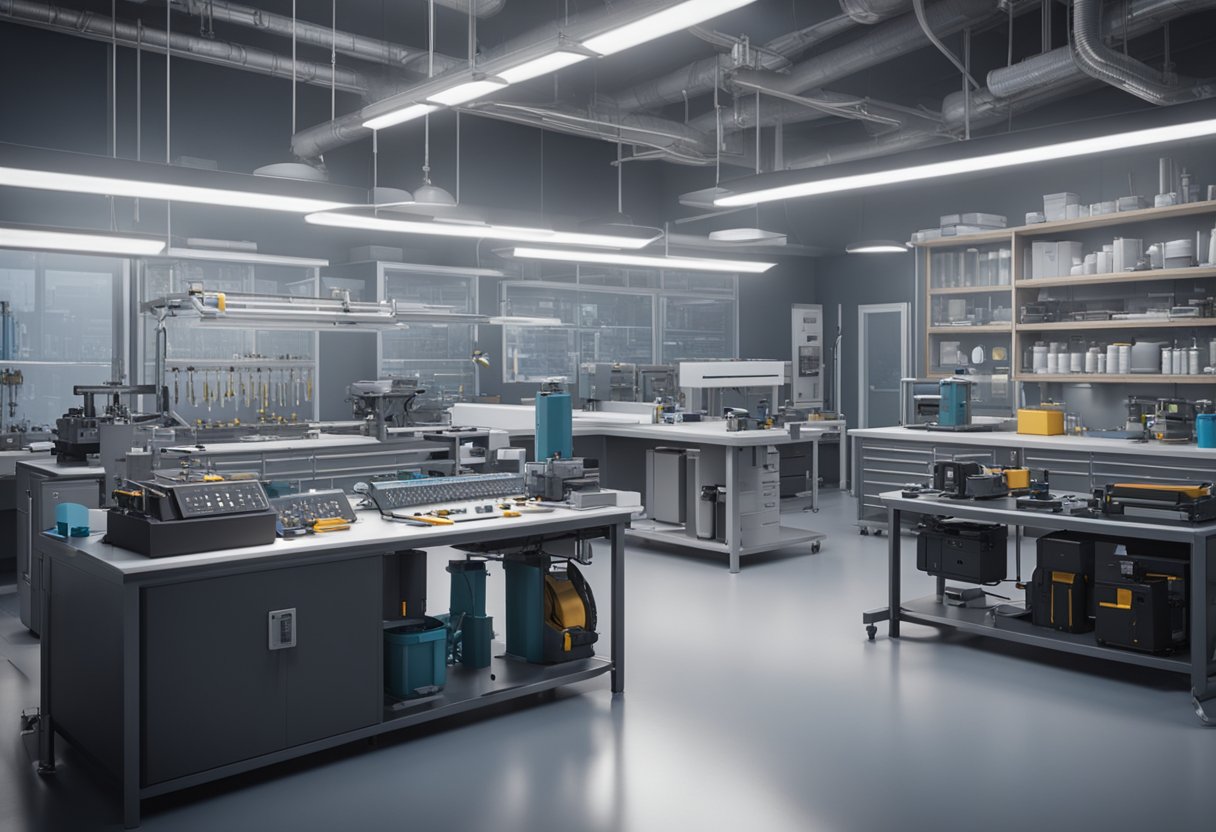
[253,161,329,182]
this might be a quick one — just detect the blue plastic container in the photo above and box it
[1198,413,1216,448]
[384,617,448,700]
[55,502,90,538]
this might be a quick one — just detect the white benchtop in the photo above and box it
[849,425,1216,459]
[49,502,636,582]
[449,403,841,447]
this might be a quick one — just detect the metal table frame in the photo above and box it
[861,491,1216,723]
[35,507,630,827]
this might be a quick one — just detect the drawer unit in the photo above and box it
[856,439,935,528]
[1021,449,1091,495]
[1091,452,1216,488]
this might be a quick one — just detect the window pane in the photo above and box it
[0,251,121,429]
[661,296,737,363]
[380,272,477,413]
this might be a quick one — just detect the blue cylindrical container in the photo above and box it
[1198,413,1216,448]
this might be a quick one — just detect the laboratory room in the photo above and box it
[4,0,1216,829]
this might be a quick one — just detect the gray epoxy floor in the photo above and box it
[3,491,1216,831]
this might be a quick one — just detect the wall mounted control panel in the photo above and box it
[791,304,824,409]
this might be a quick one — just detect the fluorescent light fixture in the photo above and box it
[582,0,757,56]
[363,103,437,131]
[305,211,659,249]
[845,240,909,254]
[0,165,348,213]
[716,117,1216,207]
[497,51,588,84]
[162,247,329,267]
[0,226,166,256]
[510,246,775,274]
[426,78,508,107]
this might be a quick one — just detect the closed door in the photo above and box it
[858,303,909,428]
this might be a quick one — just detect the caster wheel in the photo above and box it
[866,625,877,641]
[860,527,870,536]
[873,529,883,537]
[811,541,821,554]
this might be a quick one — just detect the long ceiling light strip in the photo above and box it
[0,165,348,213]
[363,104,438,132]
[510,246,775,274]
[582,0,756,56]
[0,226,166,256]
[304,211,659,249]
[715,117,1216,207]
[362,0,757,129]
[162,247,330,267]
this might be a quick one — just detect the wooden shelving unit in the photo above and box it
[916,198,1216,391]
[1017,317,1216,332]
[1016,266,1216,289]
[928,284,1013,295]
[927,324,1012,334]
[1020,374,1216,385]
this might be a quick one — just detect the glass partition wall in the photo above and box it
[0,250,127,430]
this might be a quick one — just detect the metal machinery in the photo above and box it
[579,362,679,411]
[791,304,824,410]
[578,362,637,409]
[348,378,424,441]
[525,379,602,502]
[53,382,160,462]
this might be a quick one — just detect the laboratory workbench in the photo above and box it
[450,404,841,572]
[849,426,1216,534]
[863,490,1216,723]
[36,501,633,827]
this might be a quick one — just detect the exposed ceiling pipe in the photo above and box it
[1072,0,1216,104]
[600,5,879,114]
[467,101,714,161]
[785,0,1216,168]
[840,0,916,24]
[986,0,1216,100]
[732,0,1000,96]
[126,0,460,72]
[0,0,368,93]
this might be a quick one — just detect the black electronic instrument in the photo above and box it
[107,479,276,557]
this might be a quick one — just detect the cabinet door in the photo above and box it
[143,557,381,785]
[143,568,286,785]
[281,557,382,747]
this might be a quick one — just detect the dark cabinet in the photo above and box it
[142,556,381,785]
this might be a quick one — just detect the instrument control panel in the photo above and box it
[367,473,525,512]
[171,481,270,518]
[270,489,358,528]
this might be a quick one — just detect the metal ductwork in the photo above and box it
[0,0,368,93]
[602,10,869,114]
[734,0,999,96]
[783,129,949,169]
[1072,0,1216,104]
[840,0,914,24]
[467,101,714,164]
[761,15,858,59]
[128,0,459,72]
[792,0,1216,168]
[986,0,1216,100]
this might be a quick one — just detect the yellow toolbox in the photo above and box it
[1018,408,1065,435]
